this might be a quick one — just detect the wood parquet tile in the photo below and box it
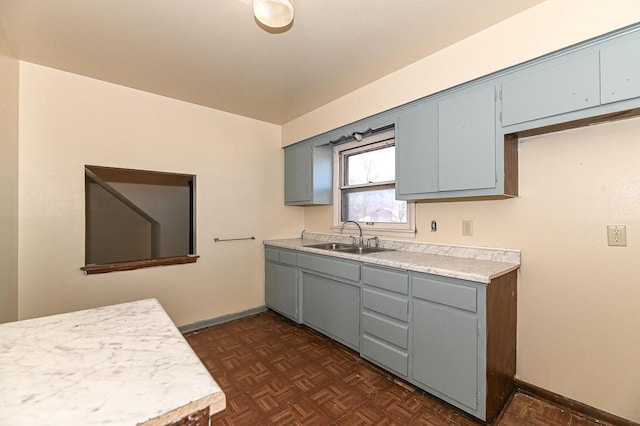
[184,310,615,426]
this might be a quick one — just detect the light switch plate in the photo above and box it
[607,225,627,247]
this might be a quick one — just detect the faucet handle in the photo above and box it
[349,236,357,245]
[367,236,380,247]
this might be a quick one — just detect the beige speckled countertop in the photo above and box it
[264,233,520,284]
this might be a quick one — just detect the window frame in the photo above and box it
[332,129,416,238]
[82,165,198,274]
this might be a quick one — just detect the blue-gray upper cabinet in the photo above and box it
[501,53,600,127]
[395,100,439,199]
[600,36,640,104]
[438,84,497,192]
[397,84,514,201]
[284,143,332,205]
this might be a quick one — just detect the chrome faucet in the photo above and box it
[367,236,380,247]
[340,221,363,245]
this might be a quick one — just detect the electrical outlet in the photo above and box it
[607,225,627,247]
[462,220,473,236]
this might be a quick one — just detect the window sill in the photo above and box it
[81,255,199,275]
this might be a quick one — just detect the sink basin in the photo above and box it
[337,246,390,255]
[306,242,393,255]
[306,242,355,250]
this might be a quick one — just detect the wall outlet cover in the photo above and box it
[607,225,627,247]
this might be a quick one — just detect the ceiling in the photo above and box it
[0,0,545,124]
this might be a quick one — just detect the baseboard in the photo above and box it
[515,379,637,426]
[178,305,267,333]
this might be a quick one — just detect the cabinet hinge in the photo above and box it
[499,111,502,123]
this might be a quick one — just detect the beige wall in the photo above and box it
[0,24,19,323]
[282,1,640,422]
[17,62,304,326]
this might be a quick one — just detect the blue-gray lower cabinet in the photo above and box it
[410,271,517,422]
[265,248,300,323]
[263,246,517,422]
[301,271,360,351]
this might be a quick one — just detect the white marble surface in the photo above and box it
[0,299,225,426]
[266,233,520,283]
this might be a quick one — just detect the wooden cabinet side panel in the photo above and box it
[485,270,518,421]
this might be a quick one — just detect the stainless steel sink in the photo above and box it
[306,242,355,250]
[306,242,393,255]
[337,246,390,255]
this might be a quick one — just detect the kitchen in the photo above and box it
[1,0,640,424]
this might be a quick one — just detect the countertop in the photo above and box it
[0,298,225,426]
[264,233,520,283]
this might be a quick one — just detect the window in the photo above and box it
[333,129,415,237]
[82,165,197,274]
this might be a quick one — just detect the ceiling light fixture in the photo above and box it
[253,0,294,28]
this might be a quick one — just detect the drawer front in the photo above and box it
[412,275,477,313]
[279,250,297,266]
[361,335,408,377]
[362,288,409,322]
[297,253,361,282]
[362,266,409,295]
[362,311,408,349]
[265,247,279,262]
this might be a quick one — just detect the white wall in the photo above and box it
[0,24,19,323]
[282,0,640,422]
[17,62,304,326]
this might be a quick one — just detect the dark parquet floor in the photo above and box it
[184,310,612,426]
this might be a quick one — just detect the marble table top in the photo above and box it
[265,233,520,283]
[0,299,225,425]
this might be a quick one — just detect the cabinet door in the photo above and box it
[438,85,496,192]
[601,37,640,104]
[302,272,360,349]
[501,53,600,126]
[284,144,312,204]
[396,101,439,199]
[412,299,478,411]
[265,261,298,320]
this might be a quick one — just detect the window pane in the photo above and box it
[342,187,407,223]
[346,146,395,185]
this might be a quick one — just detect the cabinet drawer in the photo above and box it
[280,250,297,266]
[362,311,408,349]
[265,247,279,262]
[412,275,477,313]
[361,335,408,377]
[297,253,360,282]
[362,288,409,322]
[362,266,408,295]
